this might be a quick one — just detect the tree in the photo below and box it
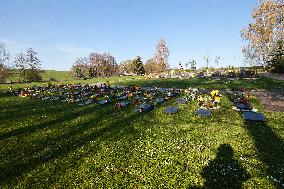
[0,42,9,83]
[89,52,118,77]
[185,61,189,69]
[189,59,197,70]
[178,62,183,70]
[241,0,284,67]
[153,39,170,73]
[242,46,262,66]
[71,57,89,78]
[267,39,284,73]
[204,55,210,68]
[215,56,221,67]
[88,67,95,78]
[132,56,145,75]
[14,52,26,78]
[144,58,156,74]
[0,64,7,83]
[118,59,134,75]
[24,48,42,81]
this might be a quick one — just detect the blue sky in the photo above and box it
[0,0,258,70]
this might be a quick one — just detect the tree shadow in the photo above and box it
[201,144,250,189]
[244,121,284,188]
[0,99,152,186]
[0,104,105,141]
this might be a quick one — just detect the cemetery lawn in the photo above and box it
[0,77,283,188]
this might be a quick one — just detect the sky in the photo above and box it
[0,0,258,71]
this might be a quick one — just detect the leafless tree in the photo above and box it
[0,42,9,82]
[153,39,170,73]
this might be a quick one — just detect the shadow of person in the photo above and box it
[201,144,249,189]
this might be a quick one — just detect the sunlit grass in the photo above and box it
[0,77,283,188]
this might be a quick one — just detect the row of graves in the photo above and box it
[8,83,265,121]
[197,68,259,80]
[230,88,266,122]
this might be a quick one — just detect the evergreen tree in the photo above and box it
[268,40,284,73]
[132,56,145,75]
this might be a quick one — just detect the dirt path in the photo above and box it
[253,90,284,112]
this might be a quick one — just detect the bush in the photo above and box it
[24,69,42,82]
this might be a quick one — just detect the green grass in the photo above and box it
[5,70,74,83]
[1,70,143,91]
[0,77,283,188]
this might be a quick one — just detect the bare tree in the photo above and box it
[14,52,26,78]
[89,52,118,77]
[144,58,156,74]
[0,42,9,82]
[153,39,170,73]
[119,59,134,75]
[204,55,210,68]
[215,56,221,67]
[24,48,42,81]
[190,59,197,70]
[71,57,89,78]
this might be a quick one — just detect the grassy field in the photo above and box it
[4,70,143,87]
[0,75,283,188]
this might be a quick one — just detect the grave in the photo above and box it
[211,70,222,79]
[177,98,187,104]
[135,103,154,113]
[196,109,212,117]
[165,107,179,114]
[243,112,266,122]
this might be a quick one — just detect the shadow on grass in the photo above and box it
[201,144,250,189]
[0,98,151,186]
[0,103,105,141]
[244,121,284,188]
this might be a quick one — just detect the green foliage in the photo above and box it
[132,56,145,76]
[88,67,95,78]
[13,48,42,82]
[268,40,284,73]
[23,69,43,82]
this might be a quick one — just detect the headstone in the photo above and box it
[165,107,179,114]
[166,92,176,98]
[235,103,253,111]
[84,99,93,105]
[158,88,166,93]
[243,112,266,122]
[136,103,154,112]
[196,109,212,117]
[97,100,108,105]
[177,98,187,104]
[120,101,130,107]
[117,95,128,100]
[156,97,165,103]
[212,70,222,79]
